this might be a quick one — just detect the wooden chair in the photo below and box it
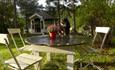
[0,34,42,70]
[92,27,110,50]
[7,28,31,53]
[75,27,110,70]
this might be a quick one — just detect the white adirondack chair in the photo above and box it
[0,34,42,70]
[75,27,110,70]
[7,28,32,53]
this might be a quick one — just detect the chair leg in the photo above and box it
[46,53,50,61]
[79,62,83,70]
[83,62,103,70]
[67,54,74,70]
[34,63,40,70]
[80,61,103,70]
[82,62,90,70]
[90,62,103,70]
[32,51,40,70]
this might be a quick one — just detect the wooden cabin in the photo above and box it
[28,11,56,34]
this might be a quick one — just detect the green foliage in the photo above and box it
[17,0,38,15]
[75,0,115,37]
[17,0,39,32]
[0,0,14,33]
[0,35,115,70]
[17,17,26,32]
[76,0,115,28]
[42,61,59,70]
[46,0,60,18]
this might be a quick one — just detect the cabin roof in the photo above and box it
[29,11,56,20]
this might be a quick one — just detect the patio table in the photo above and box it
[22,35,85,70]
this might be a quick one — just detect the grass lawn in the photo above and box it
[0,35,115,70]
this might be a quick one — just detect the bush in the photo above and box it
[42,61,59,70]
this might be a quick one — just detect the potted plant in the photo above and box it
[47,24,57,40]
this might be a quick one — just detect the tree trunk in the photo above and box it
[25,14,29,33]
[13,0,17,27]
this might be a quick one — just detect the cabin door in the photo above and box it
[34,18,41,32]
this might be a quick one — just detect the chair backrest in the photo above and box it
[7,28,26,52]
[92,27,110,50]
[0,34,22,70]
[0,34,9,45]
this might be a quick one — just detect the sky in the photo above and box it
[38,0,82,7]
[38,0,115,7]
[38,0,47,7]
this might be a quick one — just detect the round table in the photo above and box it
[26,35,85,46]
[25,35,87,70]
